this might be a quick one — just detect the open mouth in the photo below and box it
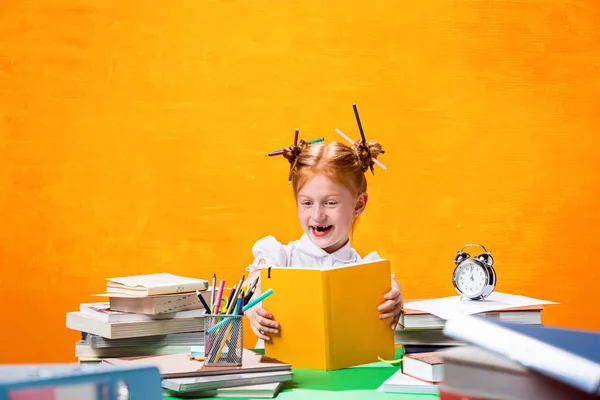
[310,225,332,237]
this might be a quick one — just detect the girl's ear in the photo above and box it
[354,192,368,216]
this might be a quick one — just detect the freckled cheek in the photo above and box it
[329,211,349,226]
[333,211,353,228]
[297,209,311,223]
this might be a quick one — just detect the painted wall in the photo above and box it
[1,0,599,362]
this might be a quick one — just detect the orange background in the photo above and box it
[1,0,599,363]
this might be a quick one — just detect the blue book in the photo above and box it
[402,345,455,354]
[0,363,162,400]
[443,314,600,395]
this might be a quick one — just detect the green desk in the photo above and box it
[163,349,438,400]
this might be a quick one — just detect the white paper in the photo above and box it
[404,292,557,320]
[189,345,205,354]
[107,273,206,288]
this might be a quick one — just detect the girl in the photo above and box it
[245,137,403,342]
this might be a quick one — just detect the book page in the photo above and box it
[107,273,207,289]
[404,292,557,320]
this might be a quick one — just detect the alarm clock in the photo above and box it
[452,244,496,300]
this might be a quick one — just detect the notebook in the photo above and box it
[103,349,291,379]
[260,258,395,370]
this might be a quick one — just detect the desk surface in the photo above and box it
[163,349,439,400]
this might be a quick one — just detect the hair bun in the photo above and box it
[353,141,384,173]
[282,138,307,165]
[283,138,308,182]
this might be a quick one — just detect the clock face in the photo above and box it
[456,261,488,297]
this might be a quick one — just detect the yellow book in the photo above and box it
[260,258,395,370]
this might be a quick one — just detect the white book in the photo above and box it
[378,369,439,395]
[162,371,293,393]
[106,273,209,296]
[75,341,194,358]
[66,312,204,339]
[162,382,285,398]
[403,292,557,321]
[80,302,205,323]
[443,314,600,395]
[209,382,285,398]
[81,332,204,349]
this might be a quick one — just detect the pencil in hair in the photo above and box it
[352,104,367,145]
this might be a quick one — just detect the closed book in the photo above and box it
[440,345,598,400]
[402,352,443,383]
[75,341,195,359]
[162,371,292,394]
[394,328,463,346]
[183,381,286,399]
[106,273,209,296]
[103,349,291,379]
[106,291,210,315]
[379,369,439,395]
[66,312,204,339]
[402,344,455,354]
[399,304,544,330]
[82,332,204,349]
[443,314,600,395]
[80,302,205,323]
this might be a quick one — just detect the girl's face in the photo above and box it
[296,174,367,254]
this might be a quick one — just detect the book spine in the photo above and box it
[443,315,600,395]
[321,272,334,370]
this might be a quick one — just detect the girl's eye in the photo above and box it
[301,201,312,207]
[326,201,338,206]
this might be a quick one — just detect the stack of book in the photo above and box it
[384,292,557,395]
[439,315,600,399]
[66,273,211,362]
[396,303,544,352]
[103,347,293,398]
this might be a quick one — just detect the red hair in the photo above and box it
[286,140,384,197]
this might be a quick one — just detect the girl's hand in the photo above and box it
[377,275,403,329]
[248,306,280,341]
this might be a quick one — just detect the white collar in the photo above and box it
[296,234,355,263]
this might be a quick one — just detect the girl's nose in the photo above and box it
[312,205,326,222]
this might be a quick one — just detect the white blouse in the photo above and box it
[250,234,381,270]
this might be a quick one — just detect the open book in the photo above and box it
[260,258,395,370]
[105,273,209,296]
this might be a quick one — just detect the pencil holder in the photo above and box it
[203,314,243,367]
